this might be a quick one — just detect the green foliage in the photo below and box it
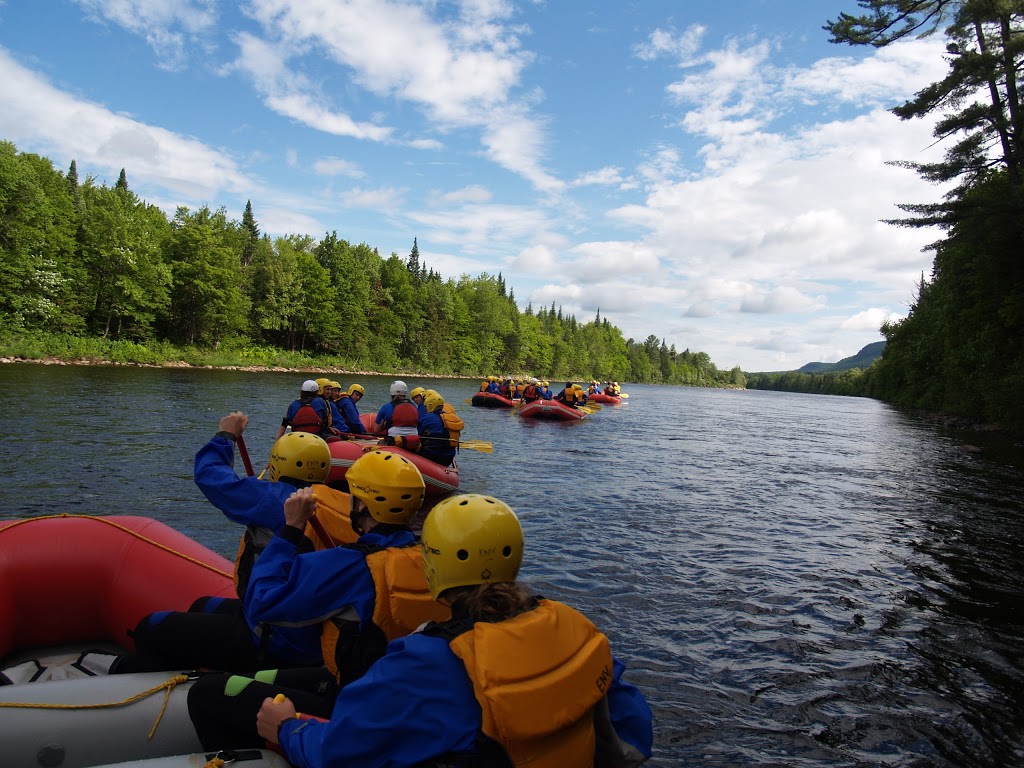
[0,140,738,389]
[824,4,1024,429]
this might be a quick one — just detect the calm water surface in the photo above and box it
[1,363,1023,767]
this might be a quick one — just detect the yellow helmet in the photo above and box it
[410,386,426,400]
[345,450,425,525]
[572,384,583,391]
[424,391,444,413]
[421,494,523,600]
[348,383,365,396]
[315,377,331,395]
[268,432,330,484]
[329,380,341,390]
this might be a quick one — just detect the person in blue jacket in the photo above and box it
[110,414,333,675]
[538,380,554,399]
[336,383,367,434]
[256,493,655,768]
[187,451,450,751]
[275,380,329,440]
[417,390,458,467]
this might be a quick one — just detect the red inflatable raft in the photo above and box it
[587,393,622,405]
[327,414,459,497]
[517,400,588,421]
[0,514,234,662]
[471,392,516,408]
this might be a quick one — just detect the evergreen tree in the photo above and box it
[406,237,421,283]
[826,1,1024,217]
[115,168,129,193]
[67,160,79,195]
[241,200,260,267]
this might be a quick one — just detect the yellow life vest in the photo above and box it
[321,542,451,683]
[440,405,465,447]
[305,485,359,548]
[449,599,613,767]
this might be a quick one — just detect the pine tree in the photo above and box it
[241,200,260,267]
[826,1,1024,220]
[67,160,79,194]
[115,168,129,193]
[407,238,420,282]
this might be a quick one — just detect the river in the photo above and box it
[1,362,1022,767]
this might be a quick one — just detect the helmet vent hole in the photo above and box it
[502,546,512,557]
[294,461,303,468]
[375,495,386,502]
[456,549,469,561]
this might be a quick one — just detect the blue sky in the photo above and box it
[0,1,951,372]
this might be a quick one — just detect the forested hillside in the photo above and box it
[743,4,1024,430]
[0,141,740,386]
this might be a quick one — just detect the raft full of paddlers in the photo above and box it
[469,376,627,420]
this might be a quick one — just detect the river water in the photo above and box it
[1,363,1022,767]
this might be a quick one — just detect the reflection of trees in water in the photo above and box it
[902,459,1024,768]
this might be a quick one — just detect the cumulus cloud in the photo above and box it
[312,156,365,178]
[340,186,406,210]
[841,307,903,331]
[73,0,216,69]
[236,0,558,189]
[0,47,251,201]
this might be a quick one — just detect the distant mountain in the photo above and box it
[797,341,886,374]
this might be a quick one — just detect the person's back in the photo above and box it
[376,380,419,448]
[277,380,328,440]
[418,392,461,466]
[258,493,654,767]
[189,452,450,751]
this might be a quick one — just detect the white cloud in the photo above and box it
[0,48,251,201]
[841,307,903,331]
[312,156,365,178]
[340,186,406,210]
[72,0,217,69]
[571,166,625,187]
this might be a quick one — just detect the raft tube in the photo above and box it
[470,392,516,408]
[517,400,588,421]
[587,393,622,404]
[326,414,459,497]
[0,515,237,767]
[88,749,290,767]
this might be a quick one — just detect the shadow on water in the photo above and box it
[1,366,1023,766]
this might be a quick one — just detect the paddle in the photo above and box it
[236,434,256,476]
[580,401,602,410]
[416,435,494,454]
[619,393,630,399]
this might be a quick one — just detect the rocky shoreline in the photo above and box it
[0,355,473,379]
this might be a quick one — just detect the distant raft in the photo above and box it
[471,392,517,408]
[586,393,622,404]
[0,514,237,767]
[517,399,588,421]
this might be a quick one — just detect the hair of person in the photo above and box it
[447,582,534,622]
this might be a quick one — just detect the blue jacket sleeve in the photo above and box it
[279,634,480,768]
[245,533,378,628]
[193,436,290,530]
[607,656,654,759]
[340,399,366,433]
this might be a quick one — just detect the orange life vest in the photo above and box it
[447,600,613,767]
[320,542,450,684]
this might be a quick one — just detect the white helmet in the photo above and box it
[390,380,408,397]
[301,379,319,393]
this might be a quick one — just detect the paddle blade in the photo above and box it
[458,440,494,453]
[619,393,629,398]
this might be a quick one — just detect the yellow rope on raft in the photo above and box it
[0,514,231,580]
[0,673,190,739]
